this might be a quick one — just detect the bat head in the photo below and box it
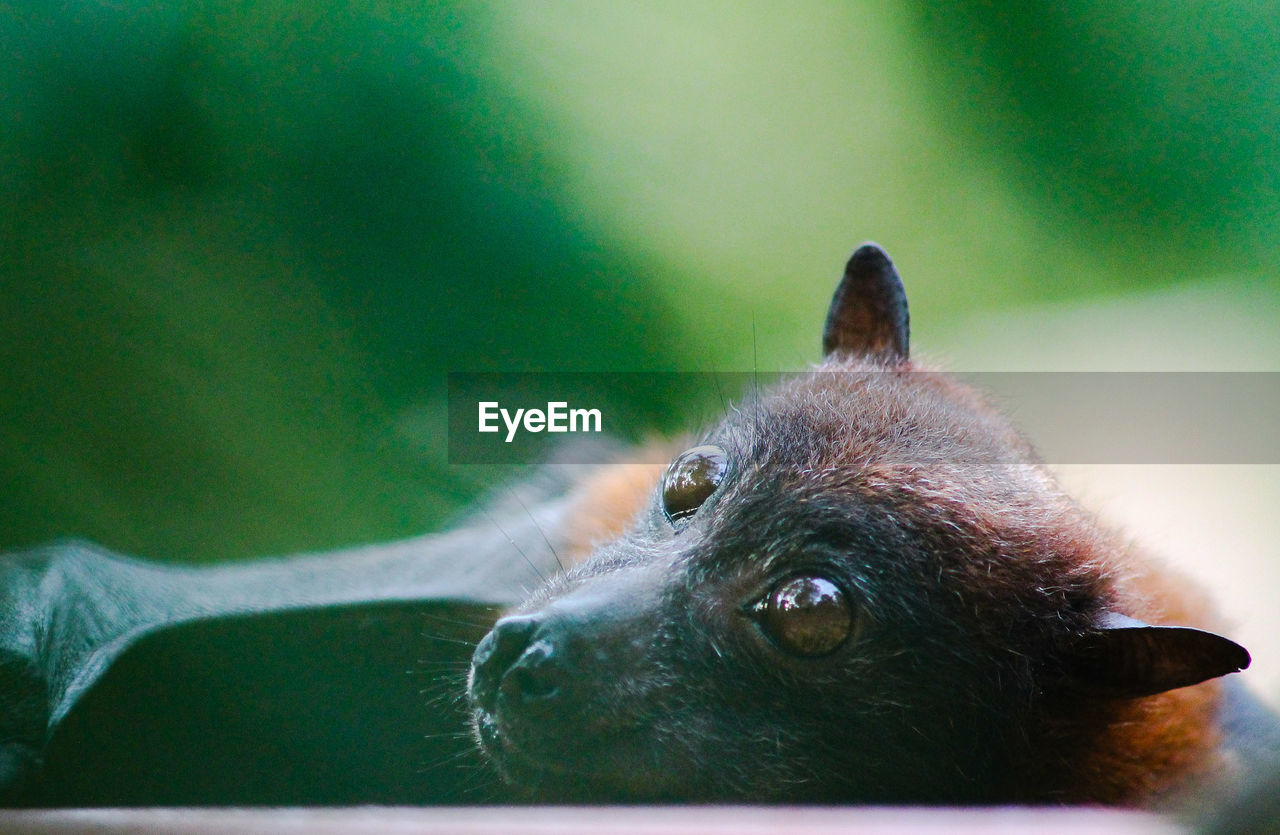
[466,244,1250,803]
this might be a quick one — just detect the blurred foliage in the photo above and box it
[1,2,692,558]
[912,2,1280,270]
[1,2,1276,560]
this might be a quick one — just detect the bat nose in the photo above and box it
[470,614,565,712]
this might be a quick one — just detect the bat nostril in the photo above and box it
[470,614,541,709]
[472,612,576,712]
[470,613,570,712]
[503,639,562,704]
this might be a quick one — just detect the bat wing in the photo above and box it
[0,469,578,805]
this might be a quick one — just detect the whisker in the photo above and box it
[414,669,472,685]
[711,368,728,421]
[752,312,761,456]
[414,658,472,669]
[506,485,566,576]
[414,753,503,803]
[480,506,547,585]
[419,728,480,744]
[417,632,481,649]
[417,610,499,630]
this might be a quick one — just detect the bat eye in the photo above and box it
[753,575,853,657]
[661,445,728,524]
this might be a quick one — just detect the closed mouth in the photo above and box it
[470,704,683,800]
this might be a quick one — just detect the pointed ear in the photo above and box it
[822,243,910,361]
[1063,612,1251,699]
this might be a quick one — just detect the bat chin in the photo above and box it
[471,708,696,802]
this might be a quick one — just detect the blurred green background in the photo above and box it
[3,1,1278,561]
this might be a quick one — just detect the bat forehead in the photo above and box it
[692,374,1043,546]
[713,367,1031,473]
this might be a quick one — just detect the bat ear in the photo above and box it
[822,243,910,362]
[1062,611,1251,698]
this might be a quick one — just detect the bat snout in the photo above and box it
[470,614,569,717]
